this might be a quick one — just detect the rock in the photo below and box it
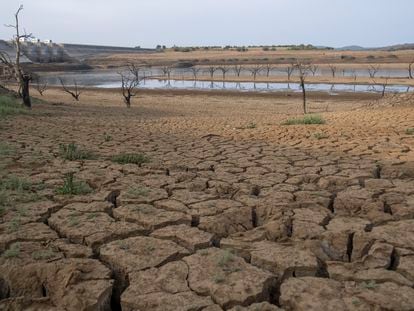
[183,248,276,309]
[48,208,147,250]
[121,261,216,311]
[100,236,189,275]
[250,241,319,278]
[369,220,414,249]
[151,225,214,252]
[397,255,414,282]
[198,207,253,238]
[113,204,191,231]
[0,222,58,252]
[333,188,375,216]
[0,258,113,310]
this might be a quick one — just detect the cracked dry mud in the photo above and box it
[0,90,414,310]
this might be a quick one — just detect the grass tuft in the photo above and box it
[2,243,20,258]
[59,143,95,161]
[0,143,15,156]
[406,128,414,135]
[313,132,329,140]
[111,153,150,166]
[31,249,57,260]
[0,175,31,192]
[56,173,92,195]
[282,114,325,125]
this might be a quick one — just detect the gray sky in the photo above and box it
[1,0,413,48]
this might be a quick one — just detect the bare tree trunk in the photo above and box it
[21,73,31,108]
[300,77,307,114]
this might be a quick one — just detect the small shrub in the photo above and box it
[246,122,257,129]
[361,280,378,289]
[282,115,325,125]
[313,132,329,140]
[56,173,92,195]
[217,250,235,267]
[104,133,113,142]
[2,243,20,258]
[59,143,95,161]
[31,249,57,260]
[111,153,150,166]
[7,217,21,233]
[406,128,414,135]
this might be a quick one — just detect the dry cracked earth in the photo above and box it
[0,90,414,311]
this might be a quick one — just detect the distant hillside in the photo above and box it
[337,43,414,51]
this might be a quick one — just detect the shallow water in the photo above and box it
[42,70,412,94]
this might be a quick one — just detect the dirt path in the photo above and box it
[0,90,413,310]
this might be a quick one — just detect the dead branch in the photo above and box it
[119,71,139,108]
[328,65,337,78]
[207,66,217,79]
[217,66,230,81]
[59,78,81,101]
[309,65,318,76]
[233,65,243,77]
[368,65,380,78]
[189,67,201,81]
[294,62,311,114]
[33,76,47,96]
[249,65,262,81]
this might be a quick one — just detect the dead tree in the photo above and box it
[217,66,230,81]
[119,72,139,108]
[33,76,47,96]
[264,64,273,77]
[294,62,311,114]
[0,5,33,108]
[328,65,337,78]
[233,65,243,77]
[408,61,413,79]
[309,65,318,76]
[373,77,389,97]
[189,67,201,81]
[207,66,217,80]
[283,65,295,81]
[59,78,81,101]
[368,65,380,78]
[249,65,262,81]
[161,66,172,81]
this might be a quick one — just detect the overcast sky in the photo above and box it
[0,0,413,48]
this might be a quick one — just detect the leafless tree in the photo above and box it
[408,60,414,79]
[264,64,273,77]
[373,77,389,97]
[249,65,262,81]
[0,5,33,107]
[119,72,139,108]
[368,65,380,78]
[328,65,337,78]
[282,65,295,81]
[189,67,201,81]
[59,78,81,101]
[217,66,230,81]
[294,62,311,114]
[33,76,47,96]
[161,66,172,81]
[233,65,243,77]
[207,66,217,80]
[127,63,142,80]
[309,65,318,76]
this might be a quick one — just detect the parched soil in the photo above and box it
[0,89,414,310]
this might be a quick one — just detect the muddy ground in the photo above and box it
[0,89,414,311]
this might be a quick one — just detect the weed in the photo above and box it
[246,122,257,129]
[199,249,209,256]
[7,217,21,232]
[0,95,28,118]
[2,243,20,258]
[282,115,325,125]
[111,153,150,166]
[104,133,113,142]
[86,213,97,220]
[361,280,378,290]
[406,128,414,135]
[0,143,15,156]
[56,173,92,195]
[59,143,95,161]
[213,274,225,284]
[313,132,329,140]
[127,187,149,198]
[68,215,79,227]
[0,175,31,192]
[0,191,7,207]
[217,250,235,267]
[31,249,57,260]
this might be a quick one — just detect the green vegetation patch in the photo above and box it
[0,95,28,118]
[406,128,414,135]
[59,143,95,161]
[111,153,150,165]
[56,173,93,196]
[282,114,326,125]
